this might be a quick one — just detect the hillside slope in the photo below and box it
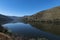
[24,6,60,22]
[0,14,13,24]
[22,6,60,35]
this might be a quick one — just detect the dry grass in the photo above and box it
[0,32,12,40]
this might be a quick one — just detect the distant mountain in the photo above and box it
[0,14,13,24]
[8,16,19,20]
[22,6,60,23]
[8,16,26,22]
[18,16,30,22]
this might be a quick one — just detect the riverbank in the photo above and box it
[0,32,49,40]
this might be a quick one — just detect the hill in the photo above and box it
[20,6,60,35]
[0,14,13,33]
[0,14,13,24]
[23,6,60,23]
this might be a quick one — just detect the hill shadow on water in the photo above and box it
[23,21,60,36]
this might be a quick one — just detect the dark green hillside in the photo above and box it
[0,14,13,24]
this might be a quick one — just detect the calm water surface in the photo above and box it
[3,22,60,40]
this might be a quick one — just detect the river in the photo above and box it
[2,22,60,40]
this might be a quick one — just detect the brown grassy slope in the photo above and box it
[21,6,60,35]
[27,6,60,21]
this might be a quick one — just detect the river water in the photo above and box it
[2,22,60,40]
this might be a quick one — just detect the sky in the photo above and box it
[0,0,60,17]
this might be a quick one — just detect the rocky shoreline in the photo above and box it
[0,32,48,40]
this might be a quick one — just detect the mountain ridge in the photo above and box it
[22,6,60,23]
[0,14,13,24]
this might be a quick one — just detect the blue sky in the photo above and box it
[0,0,60,17]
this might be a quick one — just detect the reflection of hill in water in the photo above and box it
[26,22,60,36]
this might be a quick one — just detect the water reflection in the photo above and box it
[26,22,60,36]
[3,22,60,40]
